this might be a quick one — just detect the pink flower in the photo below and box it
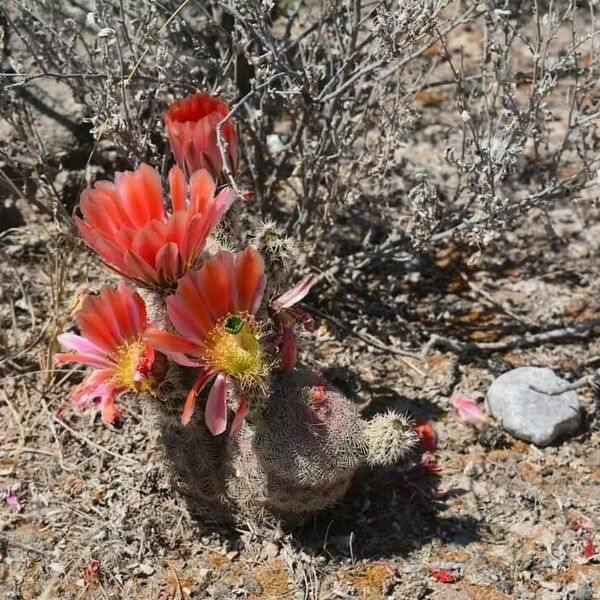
[164,93,238,180]
[449,393,490,426]
[145,247,267,435]
[54,284,164,423]
[268,275,318,371]
[75,163,234,288]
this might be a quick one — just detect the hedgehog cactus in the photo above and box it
[55,92,419,527]
[148,367,418,526]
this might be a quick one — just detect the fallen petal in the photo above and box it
[583,538,596,559]
[430,569,459,583]
[5,488,20,509]
[181,369,214,425]
[450,393,490,426]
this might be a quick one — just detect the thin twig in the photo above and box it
[422,318,600,357]
[529,374,596,396]
[307,305,426,377]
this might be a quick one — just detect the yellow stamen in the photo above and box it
[206,313,267,388]
[113,339,154,393]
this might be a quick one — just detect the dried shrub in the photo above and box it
[1,0,598,311]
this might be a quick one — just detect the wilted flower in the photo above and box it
[145,247,268,435]
[268,275,318,370]
[54,284,164,423]
[414,420,437,452]
[82,559,101,584]
[76,163,234,288]
[164,92,238,181]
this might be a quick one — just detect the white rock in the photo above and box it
[486,367,580,446]
[137,563,154,576]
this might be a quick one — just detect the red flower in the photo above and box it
[164,93,238,180]
[145,247,267,435]
[54,284,163,423]
[76,163,234,288]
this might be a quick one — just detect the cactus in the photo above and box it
[144,364,417,526]
[252,220,299,286]
[55,91,421,528]
[363,411,419,467]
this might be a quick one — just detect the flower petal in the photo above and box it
[100,384,121,424]
[114,164,165,227]
[181,368,214,425]
[168,165,187,212]
[155,242,181,282]
[414,420,437,452]
[291,306,315,331]
[76,219,128,270]
[234,247,266,314]
[69,369,113,409]
[166,291,212,344]
[272,274,319,310]
[229,392,248,437]
[189,168,217,214]
[144,328,202,359]
[54,351,113,369]
[123,250,160,287]
[278,327,298,371]
[57,332,107,358]
[450,393,490,426]
[204,373,228,435]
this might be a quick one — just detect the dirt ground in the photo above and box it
[1,5,600,600]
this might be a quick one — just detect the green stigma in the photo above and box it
[224,314,244,334]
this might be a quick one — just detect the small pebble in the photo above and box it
[137,563,154,576]
[261,541,279,559]
[573,580,593,600]
[196,568,212,592]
